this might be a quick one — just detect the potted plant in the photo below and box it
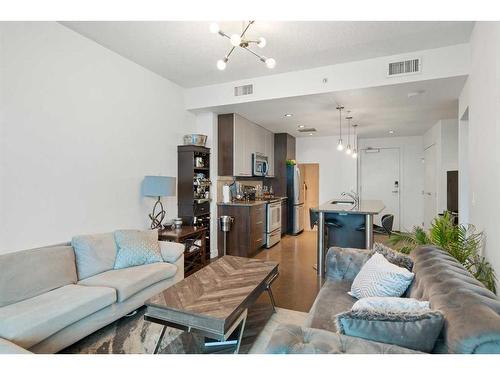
[389,212,497,293]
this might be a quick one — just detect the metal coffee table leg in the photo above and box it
[265,272,279,313]
[153,325,167,354]
[203,308,248,354]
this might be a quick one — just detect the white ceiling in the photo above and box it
[61,21,474,88]
[209,76,466,138]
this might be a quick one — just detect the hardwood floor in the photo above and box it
[252,230,393,313]
[253,231,323,312]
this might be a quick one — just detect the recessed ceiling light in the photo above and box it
[298,125,305,129]
[389,130,395,134]
[309,133,313,136]
[284,113,293,117]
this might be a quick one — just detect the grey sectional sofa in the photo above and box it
[266,245,500,354]
[0,233,184,354]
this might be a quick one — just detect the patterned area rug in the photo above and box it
[61,293,308,354]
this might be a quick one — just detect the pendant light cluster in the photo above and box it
[336,105,358,159]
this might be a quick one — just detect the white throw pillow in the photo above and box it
[352,297,430,314]
[349,253,414,299]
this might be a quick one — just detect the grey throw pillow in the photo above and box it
[72,232,117,279]
[373,242,414,271]
[113,229,163,269]
[335,309,444,352]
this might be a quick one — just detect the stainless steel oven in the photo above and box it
[266,199,281,248]
[252,152,269,177]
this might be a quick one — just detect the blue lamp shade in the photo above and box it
[142,176,176,197]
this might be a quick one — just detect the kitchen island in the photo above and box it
[312,199,385,276]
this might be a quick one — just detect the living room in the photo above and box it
[1,0,500,373]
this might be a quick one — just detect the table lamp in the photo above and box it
[142,176,176,229]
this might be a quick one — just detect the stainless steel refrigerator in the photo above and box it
[287,164,305,235]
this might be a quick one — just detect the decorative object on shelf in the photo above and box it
[183,134,207,147]
[345,112,353,155]
[209,21,275,70]
[352,124,358,159]
[285,159,296,166]
[142,176,176,230]
[389,212,497,293]
[336,105,344,151]
[173,218,183,229]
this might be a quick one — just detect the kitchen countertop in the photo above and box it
[217,196,287,207]
[312,199,385,215]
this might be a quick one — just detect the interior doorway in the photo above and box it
[423,144,438,228]
[299,163,319,231]
[359,147,401,231]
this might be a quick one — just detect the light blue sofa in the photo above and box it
[0,232,184,354]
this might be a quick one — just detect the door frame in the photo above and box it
[358,147,402,230]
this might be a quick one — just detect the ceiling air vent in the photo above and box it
[298,127,317,133]
[388,58,421,77]
[234,84,253,96]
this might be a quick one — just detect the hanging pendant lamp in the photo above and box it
[346,112,352,155]
[352,124,358,159]
[336,105,344,151]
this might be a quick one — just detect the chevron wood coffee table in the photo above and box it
[144,255,279,354]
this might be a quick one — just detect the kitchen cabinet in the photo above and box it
[281,198,288,235]
[218,113,275,177]
[217,202,266,257]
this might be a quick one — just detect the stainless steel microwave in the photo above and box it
[252,152,269,177]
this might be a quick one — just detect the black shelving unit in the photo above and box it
[177,145,211,263]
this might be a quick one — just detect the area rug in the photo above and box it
[61,295,308,354]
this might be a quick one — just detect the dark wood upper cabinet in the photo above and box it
[217,113,275,177]
[273,133,296,197]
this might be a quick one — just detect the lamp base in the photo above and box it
[149,196,166,229]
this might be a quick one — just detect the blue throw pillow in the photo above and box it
[113,229,163,269]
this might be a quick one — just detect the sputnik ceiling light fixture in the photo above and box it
[336,105,344,151]
[209,21,276,71]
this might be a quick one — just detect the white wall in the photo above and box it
[423,119,459,215]
[0,22,195,253]
[358,136,424,230]
[458,22,500,286]
[296,136,357,204]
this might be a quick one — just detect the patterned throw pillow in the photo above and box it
[373,242,414,271]
[113,229,163,269]
[335,309,444,352]
[352,296,430,314]
[349,253,414,299]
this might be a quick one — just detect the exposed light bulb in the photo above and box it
[265,57,276,69]
[352,150,358,159]
[258,37,267,48]
[209,23,220,34]
[216,59,227,70]
[337,139,344,151]
[230,34,241,47]
[346,145,352,155]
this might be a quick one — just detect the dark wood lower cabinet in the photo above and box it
[281,198,288,236]
[217,203,266,258]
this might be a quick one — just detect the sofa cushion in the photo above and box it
[306,280,356,332]
[113,229,163,269]
[0,284,116,348]
[0,245,77,308]
[78,262,177,302]
[351,296,430,314]
[265,324,422,354]
[334,309,444,353]
[0,338,32,354]
[349,253,414,299]
[373,242,413,271]
[72,232,118,280]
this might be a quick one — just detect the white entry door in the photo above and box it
[360,148,401,230]
[423,144,438,228]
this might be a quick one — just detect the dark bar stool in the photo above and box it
[310,208,342,243]
[357,214,394,235]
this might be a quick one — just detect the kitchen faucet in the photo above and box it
[341,190,360,206]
